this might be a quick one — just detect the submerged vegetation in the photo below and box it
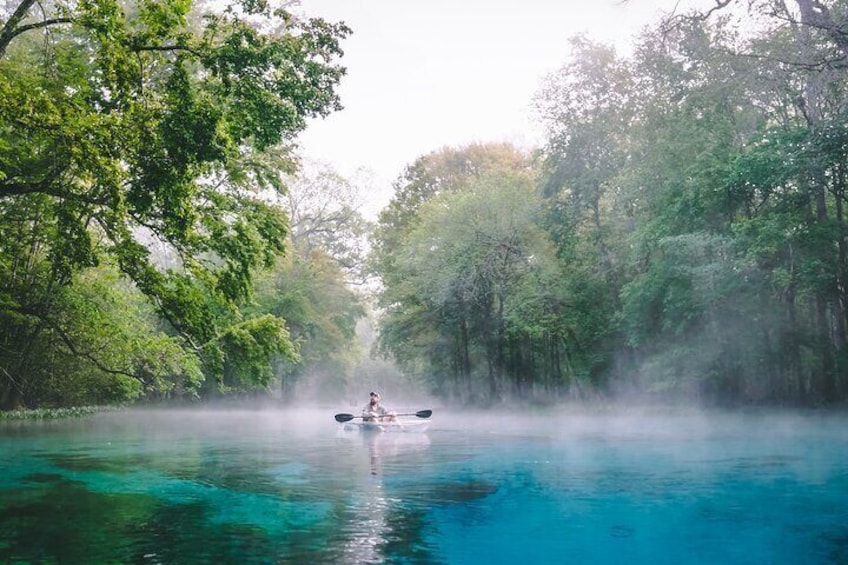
[2,0,848,409]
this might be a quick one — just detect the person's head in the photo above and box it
[369,392,380,405]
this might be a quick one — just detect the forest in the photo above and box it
[2,0,847,410]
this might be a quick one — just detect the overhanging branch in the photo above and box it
[45,318,145,381]
[0,0,72,59]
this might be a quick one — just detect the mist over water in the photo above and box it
[1,405,846,564]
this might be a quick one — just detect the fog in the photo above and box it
[78,402,848,447]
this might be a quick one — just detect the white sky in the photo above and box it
[295,0,694,216]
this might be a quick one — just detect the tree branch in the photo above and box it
[132,44,204,58]
[0,0,72,59]
[0,168,65,199]
[9,17,72,37]
[796,0,848,61]
[0,0,37,59]
[0,176,113,207]
[44,317,145,381]
[661,0,732,33]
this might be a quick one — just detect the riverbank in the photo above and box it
[0,406,117,420]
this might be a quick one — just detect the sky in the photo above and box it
[294,0,695,216]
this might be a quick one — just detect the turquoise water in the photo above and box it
[1,408,846,564]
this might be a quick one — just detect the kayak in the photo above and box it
[342,419,430,433]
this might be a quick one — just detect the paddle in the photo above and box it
[334,409,433,423]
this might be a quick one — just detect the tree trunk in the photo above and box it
[794,6,837,403]
[0,0,37,59]
[794,0,848,61]
[0,372,24,410]
[834,170,848,399]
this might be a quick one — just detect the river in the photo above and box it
[1,407,846,564]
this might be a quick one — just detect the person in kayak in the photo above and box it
[362,392,397,422]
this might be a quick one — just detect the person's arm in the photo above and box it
[377,405,396,420]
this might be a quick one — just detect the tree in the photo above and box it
[530,1,848,404]
[245,161,368,401]
[535,36,635,285]
[251,248,364,402]
[664,0,848,402]
[1,262,203,408]
[373,144,535,399]
[283,160,372,285]
[373,143,532,303]
[373,143,602,403]
[0,0,350,406]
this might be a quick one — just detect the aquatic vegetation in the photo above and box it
[0,406,113,421]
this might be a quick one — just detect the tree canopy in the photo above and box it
[6,0,848,409]
[0,0,349,407]
[369,1,848,406]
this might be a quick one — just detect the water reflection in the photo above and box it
[368,430,431,476]
[335,429,431,563]
[335,427,431,476]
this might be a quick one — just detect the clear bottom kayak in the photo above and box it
[342,419,430,433]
